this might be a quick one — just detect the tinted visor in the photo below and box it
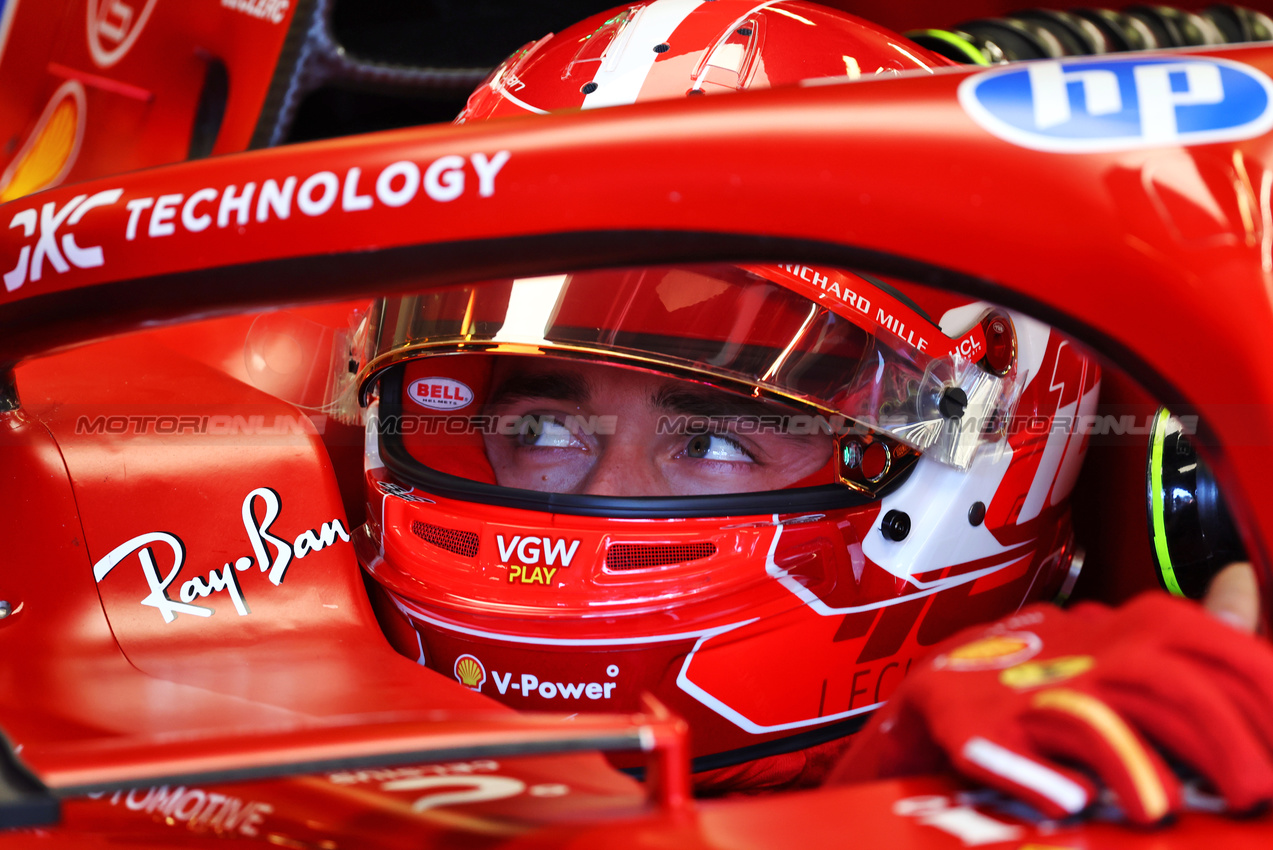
[358,264,1018,482]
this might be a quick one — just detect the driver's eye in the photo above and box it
[685,433,751,462]
[518,418,577,448]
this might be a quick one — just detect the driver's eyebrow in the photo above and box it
[652,383,783,418]
[488,370,592,407]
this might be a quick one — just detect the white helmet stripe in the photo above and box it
[581,0,705,110]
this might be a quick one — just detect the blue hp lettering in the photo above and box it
[959,56,1273,152]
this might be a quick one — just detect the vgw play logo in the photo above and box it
[959,56,1273,153]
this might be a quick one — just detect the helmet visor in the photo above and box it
[358,264,1017,487]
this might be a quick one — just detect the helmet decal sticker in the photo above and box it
[409,377,475,410]
[390,591,758,647]
[489,665,620,701]
[676,653,885,735]
[454,654,487,691]
[495,535,581,566]
[496,534,580,586]
[959,55,1273,153]
[375,480,434,503]
[768,519,1025,616]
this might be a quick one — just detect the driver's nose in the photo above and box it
[580,437,666,497]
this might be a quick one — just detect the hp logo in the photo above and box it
[959,56,1273,152]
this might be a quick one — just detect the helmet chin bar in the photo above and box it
[374,367,908,519]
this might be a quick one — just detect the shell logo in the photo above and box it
[934,630,1042,671]
[454,654,487,691]
[0,81,86,203]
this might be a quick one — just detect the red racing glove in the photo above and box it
[829,592,1273,824]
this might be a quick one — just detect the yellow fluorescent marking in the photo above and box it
[1031,688,1169,820]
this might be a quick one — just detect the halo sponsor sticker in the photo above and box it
[959,55,1273,153]
[408,377,474,410]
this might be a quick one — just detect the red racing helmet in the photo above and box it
[456,0,952,120]
[352,1,1099,792]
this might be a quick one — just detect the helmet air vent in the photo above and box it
[691,15,765,93]
[605,542,717,572]
[562,6,642,80]
[411,521,479,558]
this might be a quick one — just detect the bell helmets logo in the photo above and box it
[932,630,1042,671]
[454,654,487,691]
[959,56,1273,153]
[408,377,474,410]
[87,0,159,68]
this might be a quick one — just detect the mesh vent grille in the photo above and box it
[605,542,717,572]
[411,521,479,558]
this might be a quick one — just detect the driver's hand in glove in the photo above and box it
[829,592,1273,825]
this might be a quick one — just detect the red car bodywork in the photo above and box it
[2,0,1272,846]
